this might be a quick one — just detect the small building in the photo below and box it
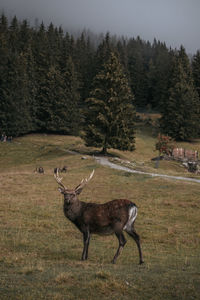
[172,148,198,161]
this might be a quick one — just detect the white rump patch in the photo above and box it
[123,206,137,232]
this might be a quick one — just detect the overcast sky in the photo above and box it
[1,0,200,53]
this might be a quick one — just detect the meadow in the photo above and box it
[0,129,200,299]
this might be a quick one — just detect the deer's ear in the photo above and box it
[58,187,64,194]
[75,187,83,195]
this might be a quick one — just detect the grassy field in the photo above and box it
[0,132,200,299]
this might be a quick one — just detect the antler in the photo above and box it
[54,169,67,190]
[75,169,95,192]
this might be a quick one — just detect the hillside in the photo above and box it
[0,130,200,299]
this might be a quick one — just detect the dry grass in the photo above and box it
[0,132,200,299]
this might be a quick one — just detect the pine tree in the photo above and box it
[148,43,172,110]
[24,46,37,132]
[38,65,65,133]
[0,13,8,35]
[178,45,192,79]
[128,50,148,108]
[8,16,19,52]
[0,51,32,137]
[127,37,149,109]
[192,50,200,98]
[61,56,80,135]
[159,55,200,140]
[83,52,136,154]
[38,57,80,135]
[94,32,113,75]
[18,19,32,52]
[32,22,50,131]
[46,22,61,66]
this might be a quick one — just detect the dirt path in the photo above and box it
[94,156,200,184]
[64,149,200,183]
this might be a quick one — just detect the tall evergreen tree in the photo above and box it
[83,52,136,154]
[127,37,148,109]
[129,51,148,108]
[148,43,171,110]
[24,46,37,132]
[94,32,113,75]
[32,22,50,131]
[0,13,8,35]
[0,51,32,136]
[178,45,192,79]
[159,55,200,140]
[74,32,95,104]
[18,19,32,52]
[61,56,80,135]
[192,50,200,98]
[8,16,19,52]
[38,57,80,135]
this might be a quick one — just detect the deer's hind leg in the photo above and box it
[125,226,144,265]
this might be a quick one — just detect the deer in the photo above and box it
[34,166,44,174]
[54,166,67,174]
[54,169,144,265]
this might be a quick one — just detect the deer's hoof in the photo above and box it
[111,260,116,264]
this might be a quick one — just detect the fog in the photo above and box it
[1,0,200,53]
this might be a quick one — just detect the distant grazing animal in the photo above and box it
[34,167,44,174]
[60,165,67,173]
[54,170,144,264]
[54,166,67,174]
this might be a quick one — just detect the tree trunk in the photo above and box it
[155,151,161,168]
[101,143,107,155]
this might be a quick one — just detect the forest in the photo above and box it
[0,14,200,145]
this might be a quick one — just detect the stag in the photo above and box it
[54,170,144,264]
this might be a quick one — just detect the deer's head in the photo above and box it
[54,169,95,204]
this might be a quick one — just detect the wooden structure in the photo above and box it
[172,148,198,161]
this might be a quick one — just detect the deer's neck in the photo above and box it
[63,199,84,222]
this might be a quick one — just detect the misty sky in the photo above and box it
[1,0,200,53]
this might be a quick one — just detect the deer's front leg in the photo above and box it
[81,228,90,260]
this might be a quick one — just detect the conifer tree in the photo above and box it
[38,65,65,133]
[0,51,32,136]
[25,46,38,132]
[148,43,172,110]
[0,13,8,35]
[0,14,32,137]
[127,38,148,109]
[83,51,136,154]
[18,19,32,52]
[61,56,80,135]
[159,54,200,140]
[46,22,61,66]
[128,50,148,109]
[39,57,80,135]
[178,45,192,79]
[33,22,50,131]
[94,32,113,75]
[8,16,19,52]
[192,50,200,98]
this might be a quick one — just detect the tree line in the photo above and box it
[0,14,200,152]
